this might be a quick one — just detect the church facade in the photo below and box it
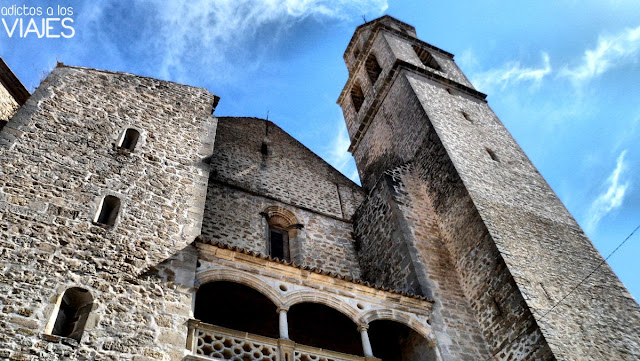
[0,16,639,361]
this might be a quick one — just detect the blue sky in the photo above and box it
[2,1,639,301]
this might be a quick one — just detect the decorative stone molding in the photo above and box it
[262,206,299,229]
[196,267,285,309]
[359,308,433,342]
[196,242,435,349]
[282,290,361,324]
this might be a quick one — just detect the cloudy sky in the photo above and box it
[3,1,639,300]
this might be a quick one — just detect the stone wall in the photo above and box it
[0,66,217,360]
[348,74,430,191]
[353,169,422,296]
[408,69,640,360]
[354,161,495,360]
[201,182,361,279]
[201,117,363,278]
[0,58,29,131]
[208,117,363,220]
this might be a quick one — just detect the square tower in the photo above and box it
[339,15,640,360]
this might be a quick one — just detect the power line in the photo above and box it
[483,222,640,360]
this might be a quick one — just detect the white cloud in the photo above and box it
[325,119,354,169]
[470,52,551,93]
[323,119,360,183]
[82,0,388,82]
[455,48,479,72]
[585,150,630,232]
[560,25,640,84]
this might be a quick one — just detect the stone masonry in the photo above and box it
[0,65,217,360]
[338,16,640,360]
[201,116,364,278]
[1,14,640,361]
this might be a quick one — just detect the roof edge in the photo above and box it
[0,58,30,105]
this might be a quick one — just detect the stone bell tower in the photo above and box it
[338,16,640,360]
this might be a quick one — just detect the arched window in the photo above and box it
[353,46,361,61]
[350,82,364,113]
[95,195,121,227]
[412,44,441,71]
[262,206,301,262]
[51,287,93,341]
[365,54,382,85]
[117,128,140,153]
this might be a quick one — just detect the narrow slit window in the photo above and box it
[462,112,473,122]
[51,287,93,341]
[350,83,365,113]
[486,148,499,162]
[365,54,382,85]
[353,47,361,61]
[412,44,441,71]
[118,128,140,152]
[269,227,289,262]
[95,195,121,227]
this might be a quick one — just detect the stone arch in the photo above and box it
[262,206,303,263]
[196,268,285,309]
[286,292,364,356]
[116,127,141,153]
[47,287,94,341]
[360,308,434,342]
[263,206,299,229]
[283,290,361,324]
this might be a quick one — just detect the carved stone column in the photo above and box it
[358,325,374,358]
[278,308,290,340]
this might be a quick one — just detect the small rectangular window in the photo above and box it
[118,128,140,153]
[486,148,499,162]
[51,287,93,341]
[95,195,121,227]
[269,228,289,262]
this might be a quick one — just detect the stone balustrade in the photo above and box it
[185,320,379,361]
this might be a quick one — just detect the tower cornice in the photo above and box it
[341,59,487,153]
[344,16,454,62]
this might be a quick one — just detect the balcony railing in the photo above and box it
[185,320,378,361]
